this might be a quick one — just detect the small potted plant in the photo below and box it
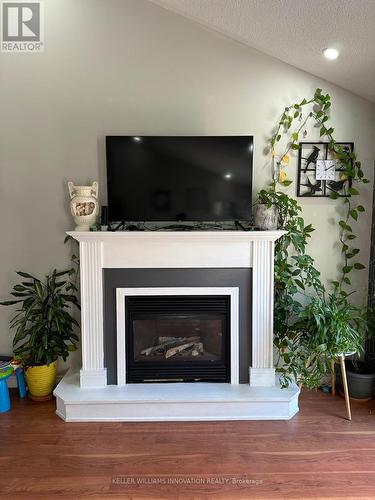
[254,189,279,230]
[1,269,79,401]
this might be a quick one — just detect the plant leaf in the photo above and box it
[354,263,365,270]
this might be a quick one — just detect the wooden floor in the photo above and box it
[1,390,375,499]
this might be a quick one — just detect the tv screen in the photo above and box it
[106,136,253,222]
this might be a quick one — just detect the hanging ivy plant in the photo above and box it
[261,88,370,388]
[269,88,369,293]
[257,188,325,386]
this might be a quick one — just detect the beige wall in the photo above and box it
[0,0,374,361]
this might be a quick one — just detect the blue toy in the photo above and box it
[0,365,26,413]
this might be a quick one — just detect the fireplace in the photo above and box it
[54,231,300,422]
[125,295,230,383]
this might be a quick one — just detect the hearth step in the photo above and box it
[54,369,300,422]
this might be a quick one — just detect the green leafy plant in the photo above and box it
[262,186,370,388]
[277,293,368,388]
[262,88,371,388]
[1,269,80,366]
[258,189,322,326]
[269,88,368,292]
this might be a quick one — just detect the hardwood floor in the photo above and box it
[1,389,375,499]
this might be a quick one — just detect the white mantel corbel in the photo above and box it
[68,230,285,389]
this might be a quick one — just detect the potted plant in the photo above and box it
[298,293,367,359]
[335,357,375,401]
[335,312,375,401]
[253,189,279,230]
[298,294,373,401]
[278,292,368,390]
[1,269,79,401]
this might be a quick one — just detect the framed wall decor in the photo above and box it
[296,142,354,197]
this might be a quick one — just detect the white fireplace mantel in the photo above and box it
[54,230,300,421]
[67,230,283,388]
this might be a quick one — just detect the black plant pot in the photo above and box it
[336,360,375,401]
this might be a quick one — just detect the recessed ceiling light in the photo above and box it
[133,136,142,142]
[323,48,339,60]
[224,173,232,179]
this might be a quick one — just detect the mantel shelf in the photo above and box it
[67,230,285,243]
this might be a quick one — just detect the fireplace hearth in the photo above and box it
[126,296,230,383]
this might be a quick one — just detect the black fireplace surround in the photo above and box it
[126,295,230,383]
[103,268,252,384]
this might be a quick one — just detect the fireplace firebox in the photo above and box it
[125,295,230,383]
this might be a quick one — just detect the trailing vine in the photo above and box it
[257,188,325,387]
[259,88,370,387]
[269,88,368,293]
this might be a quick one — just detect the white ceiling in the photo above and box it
[150,0,375,103]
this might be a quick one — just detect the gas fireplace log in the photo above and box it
[140,345,162,356]
[191,342,204,356]
[140,341,177,356]
[158,336,179,343]
[140,342,177,356]
[165,342,196,359]
[158,336,200,344]
[140,336,201,356]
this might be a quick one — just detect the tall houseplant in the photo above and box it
[1,269,79,400]
[260,185,370,389]
[262,88,370,389]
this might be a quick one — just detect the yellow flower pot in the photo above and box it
[25,361,57,401]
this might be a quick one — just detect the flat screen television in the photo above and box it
[106,135,253,222]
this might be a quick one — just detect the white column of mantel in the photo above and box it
[79,240,107,388]
[250,239,276,387]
